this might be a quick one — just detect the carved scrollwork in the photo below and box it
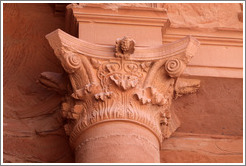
[62,52,82,73]
[165,58,186,78]
[67,53,81,69]
[124,62,139,73]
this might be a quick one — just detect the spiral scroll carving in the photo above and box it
[67,54,81,69]
[63,53,82,73]
[165,59,185,77]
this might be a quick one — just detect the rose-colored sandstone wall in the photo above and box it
[3,3,243,163]
[174,77,243,136]
[3,3,74,162]
[164,3,242,30]
[162,3,243,79]
[161,77,243,163]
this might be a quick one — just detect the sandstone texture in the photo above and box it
[3,3,243,163]
[3,3,74,163]
[164,3,243,31]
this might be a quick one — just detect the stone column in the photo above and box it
[39,29,199,163]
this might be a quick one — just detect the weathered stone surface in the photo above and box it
[172,76,243,136]
[3,3,243,163]
[174,78,200,99]
[3,3,74,163]
[162,3,243,79]
[161,132,243,163]
[163,3,243,30]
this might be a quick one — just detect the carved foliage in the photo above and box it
[57,52,191,144]
[97,60,143,91]
[140,62,152,72]
[135,87,167,106]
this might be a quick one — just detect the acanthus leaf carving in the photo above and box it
[110,74,139,91]
[140,62,152,72]
[94,91,113,101]
[134,87,167,106]
[71,83,100,100]
[90,58,101,69]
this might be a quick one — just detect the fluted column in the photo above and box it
[39,29,200,163]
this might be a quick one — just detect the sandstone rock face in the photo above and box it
[161,132,243,163]
[72,3,243,31]
[3,3,243,163]
[172,77,243,136]
[162,3,243,79]
[164,3,243,30]
[3,3,74,163]
[163,77,243,163]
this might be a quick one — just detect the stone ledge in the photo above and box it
[161,132,243,163]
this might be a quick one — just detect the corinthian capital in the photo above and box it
[41,29,200,150]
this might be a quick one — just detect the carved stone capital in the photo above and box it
[42,29,200,150]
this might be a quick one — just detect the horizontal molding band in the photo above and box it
[163,27,243,47]
[74,13,169,27]
[77,20,168,27]
[163,34,243,47]
[72,4,167,12]
[187,65,243,70]
[182,65,243,78]
[73,12,168,21]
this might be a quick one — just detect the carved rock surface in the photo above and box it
[163,3,243,30]
[174,78,200,99]
[3,3,74,163]
[172,76,243,136]
[3,3,243,163]
[161,132,243,163]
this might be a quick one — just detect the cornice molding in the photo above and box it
[163,28,243,47]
